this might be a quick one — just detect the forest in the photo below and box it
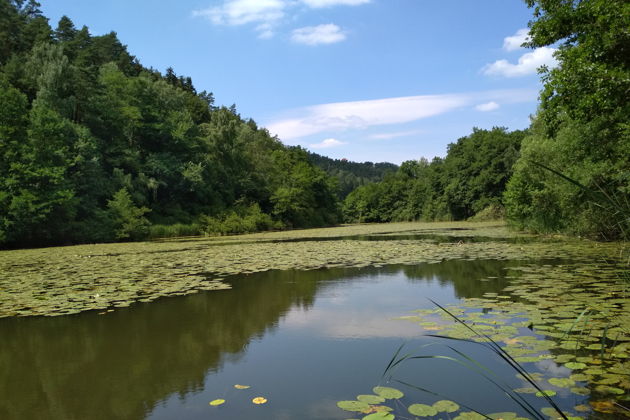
[1,0,628,248]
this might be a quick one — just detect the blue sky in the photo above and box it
[40,0,557,164]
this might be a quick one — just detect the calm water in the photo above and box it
[0,260,581,419]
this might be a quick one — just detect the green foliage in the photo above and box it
[343,128,526,223]
[107,188,150,240]
[0,2,340,248]
[307,152,397,199]
[200,203,281,236]
[505,0,629,239]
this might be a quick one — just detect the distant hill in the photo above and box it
[306,152,398,198]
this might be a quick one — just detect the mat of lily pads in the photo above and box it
[0,222,625,319]
[335,259,629,419]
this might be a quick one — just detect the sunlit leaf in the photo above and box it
[209,399,225,406]
[234,384,250,389]
[338,401,371,412]
[432,400,460,413]
[252,397,267,404]
[408,404,437,416]
[357,395,385,404]
[372,386,404,399]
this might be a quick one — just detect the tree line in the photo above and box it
[1,0,627,247]
[0,0,341,248]
[343,0,628,240]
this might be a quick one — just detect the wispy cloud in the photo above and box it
[483,46,557,78]
[369,130,424,140]
[266,89,537,141]
[302,0,370,7]
[475,101,500,112]
[309,138,347,149]
[194,0,368,40]
[291,24,346,45]
[193,0,285,25]
[503,28,530,51]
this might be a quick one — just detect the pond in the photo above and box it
[0,223,627,419]
[1,257,628,419]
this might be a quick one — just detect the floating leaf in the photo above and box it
[252,397,267,404]
[209,399,225,406]
[362,412,394,420]
[548,377,575,388]
[488,412,517,420]
[432,400,460,413]
[590,400,616,413]
[408,404,438,416]
[535,390,556,397]
[564,362,587,370]
[594,385,625,395]
[357,395,385,404]
[338,401,371,412]
[234,384,250,389]
[372,386,404,399]
[453,412,485,420]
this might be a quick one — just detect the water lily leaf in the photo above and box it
[357,395,385,404]
[209,399,225,406]
[252,397,268,404]
[488,412,517,420]
[541,407,562,417]
[548,377,575,388]
[338,401,371,412]
[564,362,587,370]
[594,385,624,395]
[408,404,438,416]
[590,400,616,413]
[234,384,250,389]
[453,412,485,420]
[362,413,394,420]
[570,387,590,396]
[432,400,460,413]
[535,390,556,397]
[372,386,404,399]
[513,387,537,394]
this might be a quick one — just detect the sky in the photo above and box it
[40,0,556,165]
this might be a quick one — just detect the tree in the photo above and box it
[505,0,630,239]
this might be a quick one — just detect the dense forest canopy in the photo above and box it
[342,128,526,223]
[306,152,398,199]
[505,0,629,239]
[0,0,341,247]
[1,0,627,248]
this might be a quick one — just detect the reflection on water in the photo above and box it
[0,260,543,420]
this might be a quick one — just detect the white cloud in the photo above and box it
[256,23,274,39]
[291,24,346,45]
[482,46,558,78]
[193,0,285,26]
[503,28,530,51]
[369,130,423,140]
[309,138,347,149]
[194,0,369,40]
[301,0,370,7]
[266,89,537,141]
[267,94,468,140]
[475,101,500,112]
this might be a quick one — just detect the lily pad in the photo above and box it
[432,400,460,413]
[252,397,268,404]
[408,404,438,417]
[535,390,556,397]
[564,362,587,370]
[357,395,386,404]
[209,399,225,406]
[338,401,371,412]
[372,386,404,400]
[548,377,575,388]
[362,413,394,420]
